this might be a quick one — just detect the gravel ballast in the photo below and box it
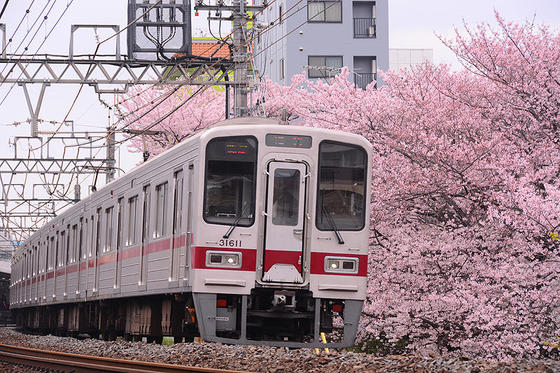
[0,328,558,372]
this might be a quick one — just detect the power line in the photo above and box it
[0,0,9,21]
[0,0,55,87]
[0,0,37,57]
[62,0,279,153]
[1,1,279,243]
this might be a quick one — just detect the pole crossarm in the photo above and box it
[0,158,111,174]
[0,57,235,93]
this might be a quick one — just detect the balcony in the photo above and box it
[354,72,376,90]
[353,18,376,38]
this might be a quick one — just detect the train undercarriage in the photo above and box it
[15,290,362,347]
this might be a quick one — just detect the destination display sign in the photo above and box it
[266,134,312,149]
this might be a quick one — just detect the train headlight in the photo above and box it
[324,256,359,274]
[328,260,339,270]
[206,251,242,268]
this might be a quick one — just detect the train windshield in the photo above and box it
[204,136,257,226]
[317,141,367,231]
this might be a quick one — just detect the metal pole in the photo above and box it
[106,126,116,183]
[232,0,248,117]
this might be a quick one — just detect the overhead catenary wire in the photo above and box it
[37,0,243,200]
[0,0,37,59]
[0,0,74,108]
[3,0,294,243]
[0,1,166,240]
[0,0,55,87]
[63,0,280,153]
[0,0,10,21]
[10,1,280,220]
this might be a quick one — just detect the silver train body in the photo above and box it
[10,117,372,347]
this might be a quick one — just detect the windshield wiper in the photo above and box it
[223,203,252,239]
[322,206,344,244]
[223,214,246,239]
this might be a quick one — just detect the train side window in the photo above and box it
[155,182,168,238]
[173,171,184,235]
[89,216,94,257]
[127,196,138,245]
[117,198,124,249]
[105,207,114,252]
[44,240,49,272]
[142,186,150,242]
[204,136,257,227]
[71,224,78,264]
[65,225,71,265]
[95,208,102,257]
[49,236,55,270]
[140,185,150,285]
[32,247,36,276]
[316,141,367,231]
[78,218,84,261]
[59,231,65,268]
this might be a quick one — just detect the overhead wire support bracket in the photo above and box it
[70,24,121,60]
[0,57,234,94]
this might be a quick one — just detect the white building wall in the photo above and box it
[389,48,433,72]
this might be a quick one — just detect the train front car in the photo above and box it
[191,118,372,347]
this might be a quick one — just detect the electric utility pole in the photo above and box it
[195,0,264,117]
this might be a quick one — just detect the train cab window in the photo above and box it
[204,136,257,226]
[317,141,367,231]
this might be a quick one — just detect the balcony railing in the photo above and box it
[354,72,376,89]
[353,18,376,38]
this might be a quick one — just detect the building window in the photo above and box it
[308,56,343,78]
[308,1,342,23]
[353,1,376,38]
[279,5,283,23]
[279,58,285,80]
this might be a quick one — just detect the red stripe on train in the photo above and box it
[309,252,368,277]
[192,246,256,271]
[263,249,302,272]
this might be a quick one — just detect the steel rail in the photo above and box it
[0,343,250,373]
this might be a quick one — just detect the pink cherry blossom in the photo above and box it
[118,13,560,360]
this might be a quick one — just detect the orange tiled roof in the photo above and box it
[191,42,230,58]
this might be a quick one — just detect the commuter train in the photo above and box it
[10,117,372,347]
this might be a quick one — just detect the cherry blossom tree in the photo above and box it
[119,85,225,157]
[118,14,560,359]
[262,14,560,359]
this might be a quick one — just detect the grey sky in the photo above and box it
[389,0,560,65]
[0,0,558,171]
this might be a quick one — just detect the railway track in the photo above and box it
[0,343,250,373]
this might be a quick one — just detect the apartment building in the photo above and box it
[254,0,389,88]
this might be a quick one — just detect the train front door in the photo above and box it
[262,161,307,283]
